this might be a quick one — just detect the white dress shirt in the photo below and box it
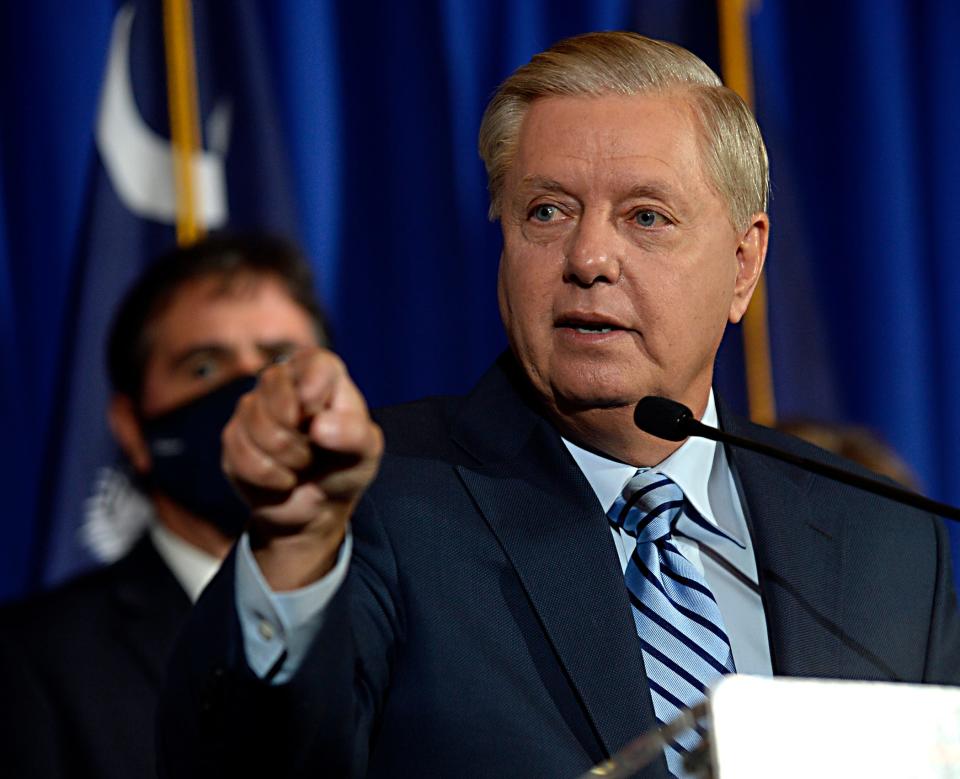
[561,391,772,675]
[152,520,349,683]
[150,522,221,604]
[235,390,772,680]
[235,532,351,682]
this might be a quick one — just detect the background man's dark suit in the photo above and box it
[0,235,328,779]
[160,354,960,778]
[0,536,190,779]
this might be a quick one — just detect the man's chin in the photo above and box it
[519,358,650,415]
[550,386,638,414]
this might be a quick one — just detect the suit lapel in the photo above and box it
[720,407,844,678]
[452,356,660,760]
[453,358,854,759]
[109,535,192,686]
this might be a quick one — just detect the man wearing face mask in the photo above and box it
[0,233,329,779]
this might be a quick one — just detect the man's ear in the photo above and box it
[108,395,151,474]
[728,212,770,324]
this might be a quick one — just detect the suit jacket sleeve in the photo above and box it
[924,518,960,684]
[157,493,401,779]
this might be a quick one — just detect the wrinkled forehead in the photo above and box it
[509,87,747,230]
[507,91,713,195]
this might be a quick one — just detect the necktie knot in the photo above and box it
[609,471,685,544]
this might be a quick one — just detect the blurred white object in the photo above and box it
[81,466,155,562]
[710,675,960,778]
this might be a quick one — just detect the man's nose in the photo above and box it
[236,348,268,376]
[562,214,622,286]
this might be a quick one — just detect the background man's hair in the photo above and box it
[776,419,920,490]
[478,31,769,230]
[107,232,329,402]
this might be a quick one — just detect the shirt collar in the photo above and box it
[562,390,723,531]
[656,391,719,529]
[149,522,222,603]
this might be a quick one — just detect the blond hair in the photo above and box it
[478,31,769,230]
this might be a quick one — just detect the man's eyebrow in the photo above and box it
[256,339,304,352]
[622,181,681,201]
[516,176,569,192]
[516,177,683,201]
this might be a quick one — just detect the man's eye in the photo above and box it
[530,204,558,222]
[269,350,294,366]
[634,209,667,228]
[190,360,218,380]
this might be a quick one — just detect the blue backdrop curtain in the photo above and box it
[752,0,960,588]
[2,0,959,600]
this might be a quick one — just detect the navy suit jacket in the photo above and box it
[159,353,960,778]
[0,535,190,779]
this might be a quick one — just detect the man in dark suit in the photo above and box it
[0,235,328,779]
[158,33,960,778]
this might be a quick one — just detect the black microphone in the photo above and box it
[634,396,960,523]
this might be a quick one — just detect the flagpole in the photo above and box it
[162,0,204,245]
[717,0,776,426]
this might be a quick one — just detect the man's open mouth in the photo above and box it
[557,317,624,335]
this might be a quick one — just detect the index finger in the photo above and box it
[286,349,375,452]
[288,349,350,419]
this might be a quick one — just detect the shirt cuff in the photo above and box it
[234,530,352,684]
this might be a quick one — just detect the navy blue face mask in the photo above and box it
[140,374,258,538]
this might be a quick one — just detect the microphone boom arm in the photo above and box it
[686,420,960,523]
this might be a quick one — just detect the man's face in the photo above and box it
[139,272,319,417]
[497,92,764,420]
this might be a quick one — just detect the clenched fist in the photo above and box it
[222,348,383,590]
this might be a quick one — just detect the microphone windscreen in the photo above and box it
[633,396,694,441]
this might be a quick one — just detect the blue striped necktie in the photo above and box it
[608,470,736,778]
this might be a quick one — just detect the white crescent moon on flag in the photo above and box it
[95,4,229,226]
